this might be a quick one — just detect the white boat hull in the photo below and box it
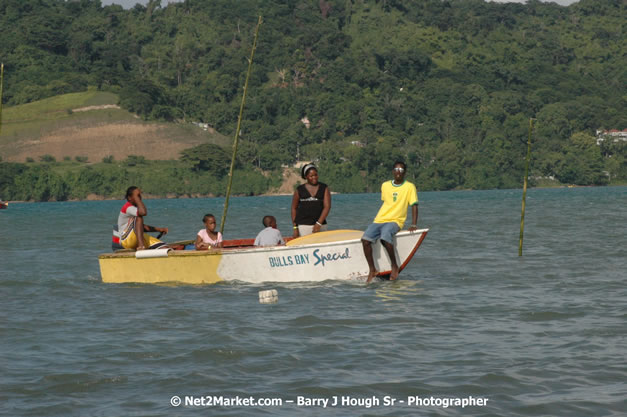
[99,229,428,284]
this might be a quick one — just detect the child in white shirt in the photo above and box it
[254,216,285,246]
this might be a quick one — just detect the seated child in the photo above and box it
[254,215,285,247]
[195,213,223,250]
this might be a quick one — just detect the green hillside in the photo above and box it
[0,88,231,161]
[0,0,625,200]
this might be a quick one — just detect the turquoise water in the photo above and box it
[1,187,625,416]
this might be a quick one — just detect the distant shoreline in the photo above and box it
[3,191,295,203]
[5,183,626,204]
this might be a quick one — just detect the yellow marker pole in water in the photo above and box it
[220,16,262,235]
[519,118,535,256]
[0,63,4,136]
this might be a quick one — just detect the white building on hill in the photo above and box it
[595,129,627,145]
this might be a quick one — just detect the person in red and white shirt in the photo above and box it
[118,186,169,250]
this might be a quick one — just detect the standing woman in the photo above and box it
[291,163,332,238]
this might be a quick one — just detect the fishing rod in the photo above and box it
[220,16,262,235]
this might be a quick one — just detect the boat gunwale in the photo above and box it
[98,229,429,259]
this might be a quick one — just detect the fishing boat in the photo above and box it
[0,200,8,209]
[98,22,428,285]
[98,228,428,284]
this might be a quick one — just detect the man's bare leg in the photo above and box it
[135,216,146,250]
[382,240,399,280]
[362,239,378,283]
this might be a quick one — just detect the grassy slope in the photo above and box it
[0,89,230,162]
[2,89,121,135]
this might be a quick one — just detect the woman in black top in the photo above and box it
[291,163,331,238]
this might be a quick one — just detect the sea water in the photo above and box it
[1,187,625,416]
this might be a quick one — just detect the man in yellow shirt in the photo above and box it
[362,161,419,283]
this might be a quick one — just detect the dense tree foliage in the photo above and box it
[0,0,625,200]
[0,159,277,201]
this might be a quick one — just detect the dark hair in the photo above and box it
[125,186,138,199]
[300,163,317,179]
[202,213,216,223]
[262,215,274,227]
[393,161,406,170]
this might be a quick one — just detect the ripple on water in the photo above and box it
[2,188,626,416]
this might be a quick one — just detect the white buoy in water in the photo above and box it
[259,289,278,304]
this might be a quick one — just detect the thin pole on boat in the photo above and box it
[0,63,4,136]
[220,16,262,235]
[519,118,535,256]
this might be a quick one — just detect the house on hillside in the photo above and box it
[595,128,627,145]
[193,122,211,131]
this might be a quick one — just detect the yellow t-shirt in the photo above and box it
[373,180,418,228]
